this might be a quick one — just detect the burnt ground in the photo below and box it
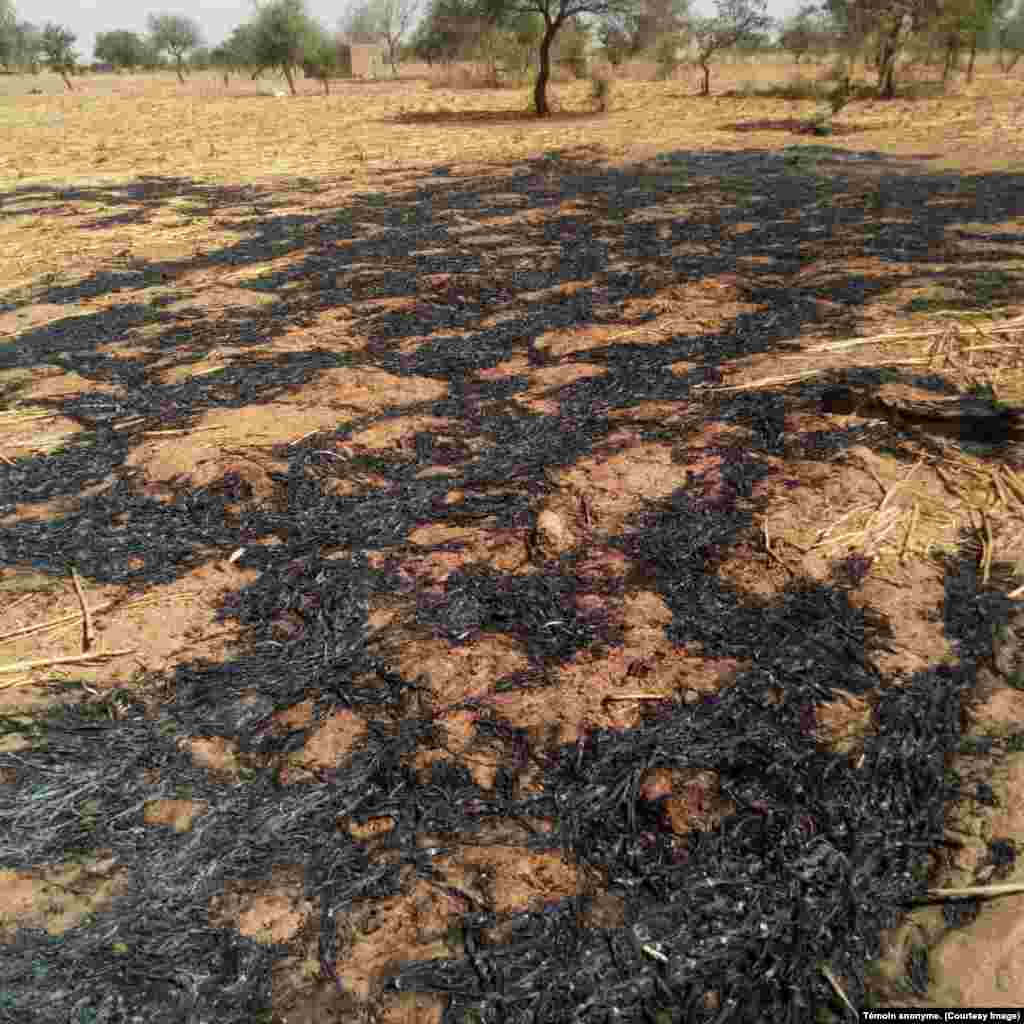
[0,135,1023,1024]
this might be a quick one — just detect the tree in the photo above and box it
[0,0,14,69]
[822,0,919,97]
[213,22,263,82]
[690,0,772,95]
[11,21,43,70]
[341,0,421,73]
[778,3,830,60]
[950,0,1011,79]
[210,43,233,83]
[995,0,1024,68]
[245,0,325,95]
[189,45,212,69]
[409,0,509,70]
[407,18,450,62]
[94,30,150,69]
[303,28,344,91]
[597,0,690,62]
[474,0,643,115]
[408,0,468,62]
[821,0,999,96]
[40,22,77,90]
[552,14,591,72]
[147,13,203,82]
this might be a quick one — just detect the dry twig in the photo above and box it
[71,567,94,652]
[0,649,137,675]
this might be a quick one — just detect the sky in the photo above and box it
[25,0,803,67]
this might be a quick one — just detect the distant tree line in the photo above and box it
[1,0,1022,111]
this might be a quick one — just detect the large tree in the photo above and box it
[340,0,421,72]
[690,0,772,95]
[475,0,642,115]
[147,13,203,82]
[94,30,150,69]
[40,22,77,89]
[244,0,326,95]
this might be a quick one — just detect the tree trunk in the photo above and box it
[175,59,185,85]
[966,33,977,82]
[60,70,74,91]
[878,55,896,97]
[321,75,329,95]
[876,25,900,98]
[223,71,229,87]
[534,19,560,116]
[943,37,959,82]
[699,57,710,96]
[283,64,296,96]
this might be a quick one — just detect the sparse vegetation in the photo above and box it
[588,68,614,107]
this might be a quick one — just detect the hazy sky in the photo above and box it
[27,0,802,67]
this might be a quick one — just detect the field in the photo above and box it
[1,58,1024,1022]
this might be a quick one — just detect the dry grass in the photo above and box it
[1,58,1021,188]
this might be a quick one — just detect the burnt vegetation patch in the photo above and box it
[0,146,1021,1022]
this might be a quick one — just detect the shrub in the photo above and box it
[589,71,613,111]
[654,37,681,80]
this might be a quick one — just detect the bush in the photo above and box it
[654,37,681,81]
[589,71,613,111]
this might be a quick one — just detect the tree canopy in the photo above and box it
[690,0,772,94]
[243,0,325,94]
[94,30,151,69]
[472,0,644,114]
[147,13,203,82]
